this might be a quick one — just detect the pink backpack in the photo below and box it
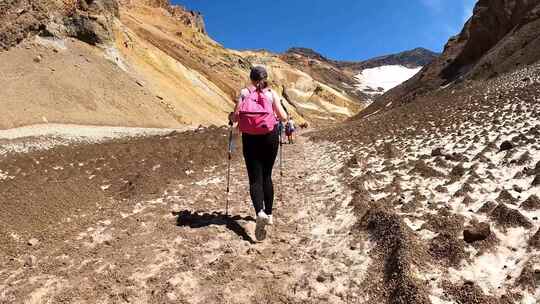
[236,87,277,135]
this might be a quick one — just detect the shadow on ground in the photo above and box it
[174,210,256,244]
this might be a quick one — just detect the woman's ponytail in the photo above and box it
[256,80,268,92]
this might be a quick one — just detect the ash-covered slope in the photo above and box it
[312,59,540,304]
[309,2,540,301]
[0,0,363,129]
[360,0,540,117]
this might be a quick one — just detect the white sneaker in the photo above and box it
[255,211,269,241]
[267,215,274,226]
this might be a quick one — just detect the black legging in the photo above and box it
[242,127,279,215]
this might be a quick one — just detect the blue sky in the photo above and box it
[173,0,477,61]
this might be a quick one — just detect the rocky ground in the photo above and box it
[0,66,539,304]
[312,63,540,303]
[0,128,370,303]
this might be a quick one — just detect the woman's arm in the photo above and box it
[271,90,288,122]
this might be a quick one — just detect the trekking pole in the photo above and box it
[226,120,234,216]
[279,123,284,205]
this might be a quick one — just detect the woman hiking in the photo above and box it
[229,66,288,241]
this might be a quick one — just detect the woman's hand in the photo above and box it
[228,112,235,125]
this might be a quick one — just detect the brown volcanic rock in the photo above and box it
[61,0,119,45]
[0,1,52,50]
[0,0,119,50]
[358,0,540,117]
[442,0,540,80]
[463,222,491,243]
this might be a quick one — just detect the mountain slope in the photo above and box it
[336,47,439,71]
[280,47,370,104]
[282,47,439,101]
[311,3,540,300]
[313,61,540,304]
[359,0,540,117]
[0,0,364,129]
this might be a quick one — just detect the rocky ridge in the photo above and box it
[282,47,439,101]
[361,0,540,117]
[336,47,439,70]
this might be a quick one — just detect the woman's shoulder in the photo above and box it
[240,88,250,96]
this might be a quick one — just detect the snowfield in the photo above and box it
[355,65,422,95]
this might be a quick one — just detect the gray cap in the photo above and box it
[250,66,268,81]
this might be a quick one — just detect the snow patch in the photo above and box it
[355,65,422,95]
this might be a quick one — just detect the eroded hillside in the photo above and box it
[361,0,540,117]
[0,0,366,129]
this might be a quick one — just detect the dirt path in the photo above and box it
[0,135,369,304]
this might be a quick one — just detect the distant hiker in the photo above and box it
[285,118,296,144]
[229,66,288,241]
[278,120,286,144]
